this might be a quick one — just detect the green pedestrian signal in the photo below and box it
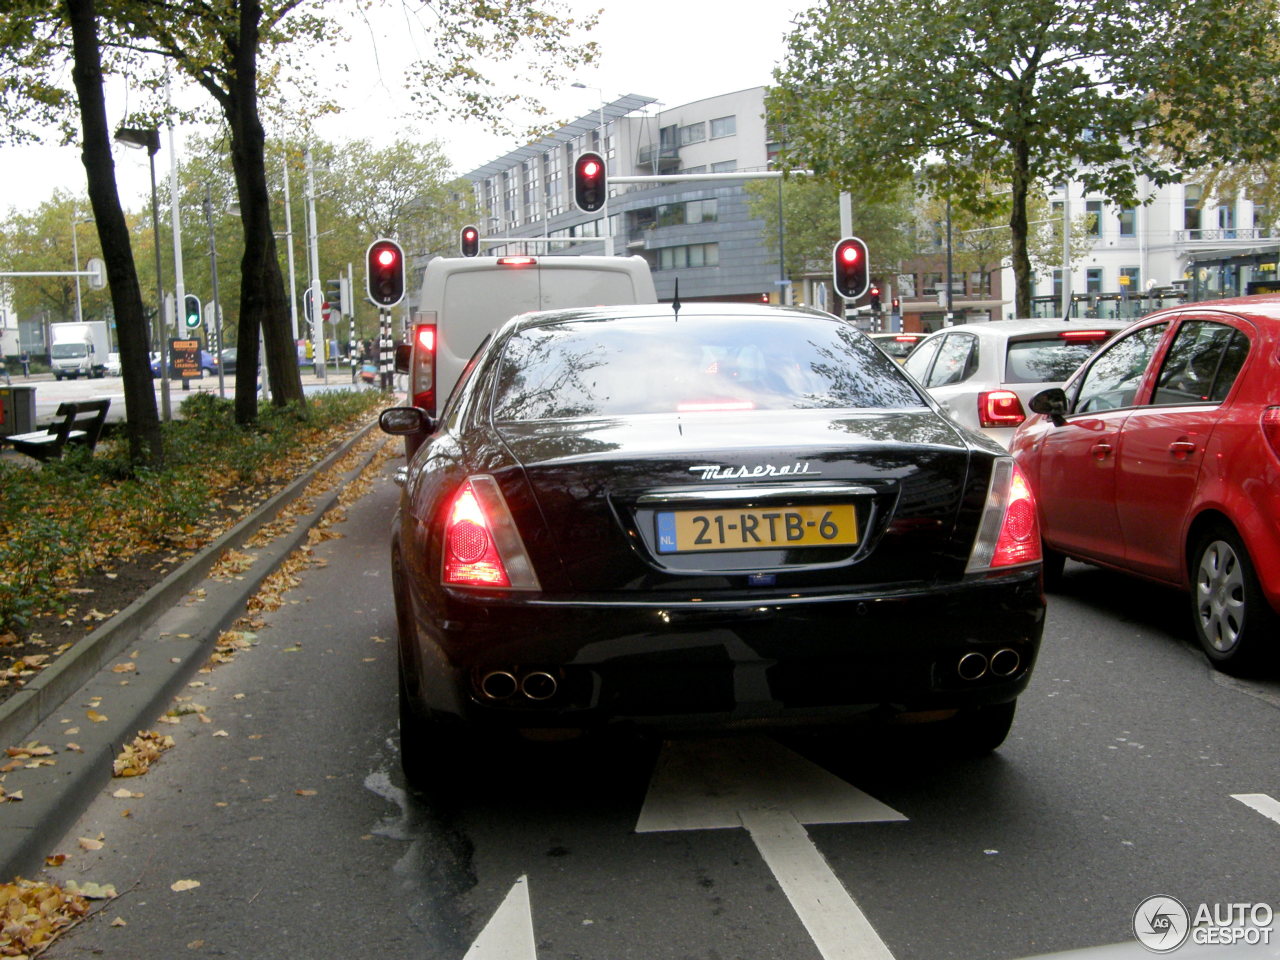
[183,294,202,329]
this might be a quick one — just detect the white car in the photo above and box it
[902,318,1129,447]
[105,352,121,376]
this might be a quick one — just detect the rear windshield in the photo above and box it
[491,315,927,421]
[1004,335,1111,384]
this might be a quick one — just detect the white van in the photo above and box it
[400,255,657,420]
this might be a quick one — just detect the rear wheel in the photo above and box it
[1190,524,1277,674]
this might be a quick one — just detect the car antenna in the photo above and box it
[672,277,681,322]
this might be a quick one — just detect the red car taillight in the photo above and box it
[410,322,436,415]
[1263,406,1280,462]
[967,460,1042,572]
[441,476,540,590]
[979,390,1027,428]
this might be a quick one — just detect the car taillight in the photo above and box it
[1262,406,1280,461]
[410,322,436,415]
[441,476,540,590]
[978,390,1027,427]
[966,459,1042,573]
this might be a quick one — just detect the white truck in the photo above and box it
[49,321,109,380]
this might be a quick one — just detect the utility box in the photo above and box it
[0,385,36,436]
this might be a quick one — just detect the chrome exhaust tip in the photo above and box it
[989,648,1021,677]
[480,670,518,700]
[520,671,558,701]
[957,652,988,681]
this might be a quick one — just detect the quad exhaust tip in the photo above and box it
[956,648,1021,681]
[957,652,988,681]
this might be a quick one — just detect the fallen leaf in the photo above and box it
[111,916,127,927]
[78,837,104,851]
[67,881,116,899]
[44,854,67,867]
[86,710,108,723]
[295,789,317,797]
[111,662,136,674]
[170,879,200,893]
[212,730,229,737]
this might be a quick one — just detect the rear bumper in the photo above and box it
[403,569,1045,732]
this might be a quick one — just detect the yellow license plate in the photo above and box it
[656,504,858,553]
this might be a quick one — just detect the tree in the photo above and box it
[768,0,1280,317]
[744,176,914,290]
[0,190,109,327]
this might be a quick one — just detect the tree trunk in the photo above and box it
[64,0,163,468]
[226,0,303,425]
[1008,141,1033,320]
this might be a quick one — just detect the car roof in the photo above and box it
[918,318,1131,340]
[505,301,839,334]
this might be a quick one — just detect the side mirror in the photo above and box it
[379,406,434,437]
[1029,388,1069,426]
[394,343,412,376]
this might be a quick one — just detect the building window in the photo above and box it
[710,160,738,173]
[710,116,736,139]
[1086,200,1103,237]
[679,122,706,146]
[679,165,706,175]
[654,198,719,228]
[1218,202,1236,237]
[1120,267,1140,294]
[1185,185,1202,232]
[968,271,991,295]
[657,243,719,270]
[1052,270,1063,300]
[1086,268,1102,293]
[1119,207,1136,237]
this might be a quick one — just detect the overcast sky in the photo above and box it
[0,1,809,216]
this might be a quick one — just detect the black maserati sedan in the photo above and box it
[380,303,1044,783]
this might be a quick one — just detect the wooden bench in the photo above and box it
[1,399,111,462]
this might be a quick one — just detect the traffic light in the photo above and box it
[366,238,405,308]
[832,237,870,301]
[869,286,882,312]
[183,293,202,330]
[891,296,901,315]
[460,224,480,257]
[573,151,607,213]
[325,279,343,317]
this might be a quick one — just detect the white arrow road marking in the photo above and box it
[637,737,907,960]
[464,875,537,960]
[1232,793,1280,826]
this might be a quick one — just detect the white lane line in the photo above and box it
[741,807,896,960]
[464,875,537,960]
[1231,793,1280,826]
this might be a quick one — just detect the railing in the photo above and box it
[1174,228,1274,243]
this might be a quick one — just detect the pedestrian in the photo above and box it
[350,340,364,383]
[19,350,29,377]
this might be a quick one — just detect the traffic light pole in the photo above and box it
[378,308,393,392]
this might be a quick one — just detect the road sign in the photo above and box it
[322,301,332,324]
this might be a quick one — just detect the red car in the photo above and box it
[1011,295,1280,672]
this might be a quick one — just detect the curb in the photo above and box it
[0,418,386,879]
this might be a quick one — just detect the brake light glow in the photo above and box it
[966,459,1042,572]
[410,322,436,415]
[497,256,537,267]
[979,389,1027,427]
[441,476,540,590]
[1058,329,1110,340]
[1262,406,1280,461]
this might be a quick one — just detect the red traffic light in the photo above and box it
[460,224,480,257]
[366,238,405,307]
[832,237,870,300]
[574,151,607,213]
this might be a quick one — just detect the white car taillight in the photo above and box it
[441,475,540,590]
[978,390,1027,428]
[966,459,1042,572]
[410,322,436,415]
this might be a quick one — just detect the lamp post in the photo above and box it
[202,186,226,398]
[71,216,94,326]
[114,126,171,421]
[571,81,613,256]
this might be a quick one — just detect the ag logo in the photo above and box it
[1134,895,1190,953]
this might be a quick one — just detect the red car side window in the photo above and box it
[1072,323,1167,414]
[1152,320,1249,406]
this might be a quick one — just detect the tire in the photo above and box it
[1190,525,1278,674]
[1041,544,1066,591]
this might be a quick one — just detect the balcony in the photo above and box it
[1174,227,1275,243]
[636,143,680,174]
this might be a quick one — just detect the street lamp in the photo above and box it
[571,81,613,256]
[114,126,171,421]
[202,186,226,399]
[71,215,94,326]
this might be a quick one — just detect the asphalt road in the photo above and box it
[36,464,1280,960]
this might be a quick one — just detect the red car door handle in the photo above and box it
[1091,442,1112,460]
[1169,440,1197,459]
